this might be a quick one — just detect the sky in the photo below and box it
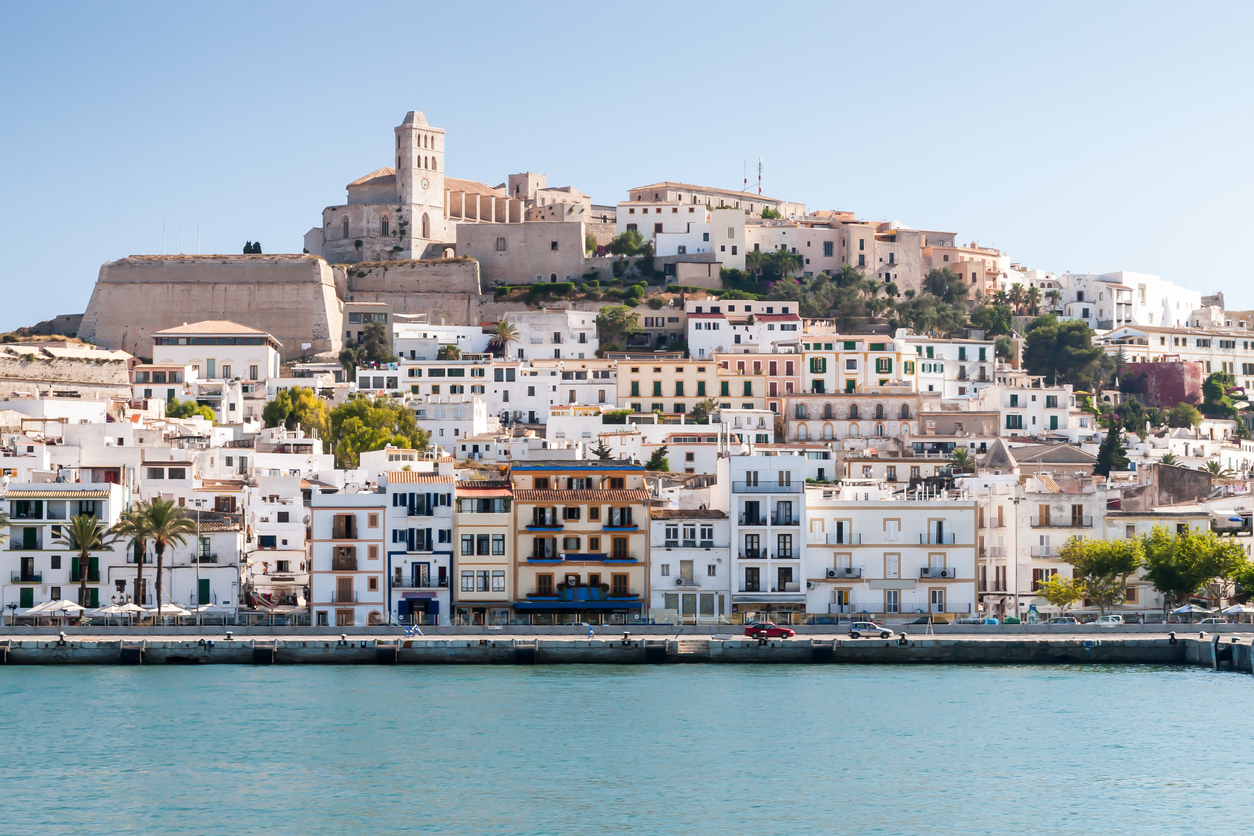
[1,1,1252,332]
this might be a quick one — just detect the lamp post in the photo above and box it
[1011,494,1023,621]
[194,499,203,628]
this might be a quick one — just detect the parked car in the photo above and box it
[1094,614,1124,627]
[744,622,796,639]
[1045,616,1081,625]
[1198,617,1230,624]
[849,621,894,639]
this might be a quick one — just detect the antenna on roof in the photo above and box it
[758,158,762,196]
[162,213,166,255]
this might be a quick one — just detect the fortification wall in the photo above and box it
[343,259,481,296]
[79,255,343,361]
[0,348,131,399]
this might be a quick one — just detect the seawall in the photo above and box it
[2,632,1249,669]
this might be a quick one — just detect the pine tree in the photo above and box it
[591,438,613,461]
[1094,421,1129,477]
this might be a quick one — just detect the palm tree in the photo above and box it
[688,398,719,424]
[112,502,152,607]
[143,498,197,617]
[949,448,976,472]
[1025,286,1042,315]
[55,514,120,609]
[1008,283,1025,314]
[436,344,461,361]
[488,321,519,358]
[746,250,768,277]
[768,249,803,279]
[1203,460,1236,478]
[1159,453,1179,466]
[1045,289,1062,312]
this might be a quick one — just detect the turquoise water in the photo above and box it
[1,664,1252,834]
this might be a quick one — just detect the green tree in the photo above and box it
[329,395,430,468]
[1203,460,1236,478]
[1021,315,1105,389]
[436,344,461,360]
[606,229,645,256]
[262,386,329,437]
[1094,423,1130,477]
[339,320,397,378]
[922,268,969,305]
[1159,453,1179,466]
[1038,574,1085,614]
[1058,537,1143,615]
[1202,371,1239,420]
[761,207,782,219]
[948,447,975,472]
[167,397,216,422]
[688,398,718,424]
[596,305,640,344]
[488,320,520,358]
[112,503,152,608]
[1167,402,1202,429]
[1114,397,1148,439]
[54,514,121,609]
[142,498,197,617]
[1141,524,1249,613]
[994,335,1015,361]
[969,304,1013,336]
[584,231,597,254]
[591,438,613,461]
[645,445,670,472]
[1024,285,1042,315]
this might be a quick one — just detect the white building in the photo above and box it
[713,452,807,623]
[685,299,802,358]
[1055,272,1201,331]
[503,310,599,362]
[310,491,388,627]
[803,479,978,619]
[649,509,730,622]
[150,320,282,382]
[383,469,456,625]
[971,373,1090,441]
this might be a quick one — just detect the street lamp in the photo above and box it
[1010,494,1023,621]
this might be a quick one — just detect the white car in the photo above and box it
[1094,614,1124,627]
[848,621,894,639]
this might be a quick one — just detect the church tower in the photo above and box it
[395,111,448,252]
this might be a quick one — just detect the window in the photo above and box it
[492,570,505,592]
[492,535,505,555]
[461,571,475,592]
[462,535,474,556]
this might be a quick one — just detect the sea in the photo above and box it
[1,664,1251,834]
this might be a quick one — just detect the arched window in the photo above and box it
[367,611,383,626]
[796,404,807,419]
[874,403,885,420]
[421,213,430,238]
[849,423,860,437]
[380,215,389,236]
[848,404,859,420]
[431,158,437,172]
[822,403,833,419]
[875,423,885,437]
[797,423,808,440]
[550,274,558,283]
[900,424,910,436]
[822,423,834,440]
[900,403,911,419]
[341,215,349,239]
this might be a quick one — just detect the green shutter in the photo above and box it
[720,381,729,397]
[19,587,32,608]
[958,347,967,361]
[675,381,684,397]
[696,381,706,396]
[198,578,211,606]
[743,382,752,396]
[844,341,855,350]
[630,381,639,397]
[70,557,79,580]
[652,381,662,397]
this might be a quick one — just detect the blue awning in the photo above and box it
[513,600,642,611]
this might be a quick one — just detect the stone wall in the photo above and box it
[343,259,483,325]
[456,222,586,284]
[0,346,131,399]
[78,255,343,361]
[1121,361,1203,408]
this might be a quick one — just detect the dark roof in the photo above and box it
[651,509,727,520]
[197,512,242,532]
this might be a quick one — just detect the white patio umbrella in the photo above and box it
[1172,603,1214,614]
[27,599,87,615]
[146,603,191,617]
[1222,604,1254,614]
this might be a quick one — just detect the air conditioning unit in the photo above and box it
[806,581,816,589]
[826,569,837,579]
[675,578,684,586]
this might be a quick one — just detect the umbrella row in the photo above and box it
[21,599,223,617]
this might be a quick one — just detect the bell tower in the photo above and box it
[394,111,447,250]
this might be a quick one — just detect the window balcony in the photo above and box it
[1030,516,1093,528]
[920,567,959,579]
[11,572,41,584]
[739,514,767,526]
[920,533,957,545]
[808,532,861,545]
[1030,546,1054,558]
[770,514,798,526]
[733,481,802,494]
[526,522,564,531]
[825,566,862,579]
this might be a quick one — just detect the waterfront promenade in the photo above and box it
[2,627,1251,670]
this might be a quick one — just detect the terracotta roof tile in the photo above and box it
[513,489,650,502]
[385,472,455,484]
[650,509,727,520]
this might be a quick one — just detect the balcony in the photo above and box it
[526,522,564,531]
[825,567,862,579]
[11,572,41,584]
[739,583,802,593]
[524,586,639,602]
[920,534,957,545]
[671,577,702,588]
[331,556,358,571]
[834,602,973,615]
[809,533,861,545]
[739,514,767,526]
[330,592,359,603]
[984,546,1006,558]
[602,523,638,531]
[1031,516,1093,528]
[1030,546,1054,558]
[920,567,959,579]
[732,481,802,494]
[770,514,798,526]
[192,554,219,563]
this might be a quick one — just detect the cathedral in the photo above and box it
[304,111,525,264]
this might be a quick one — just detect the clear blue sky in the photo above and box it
[2,1,1251,331]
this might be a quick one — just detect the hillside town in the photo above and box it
[6,110,1254,629]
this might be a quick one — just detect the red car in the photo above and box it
[744,621,796,639]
